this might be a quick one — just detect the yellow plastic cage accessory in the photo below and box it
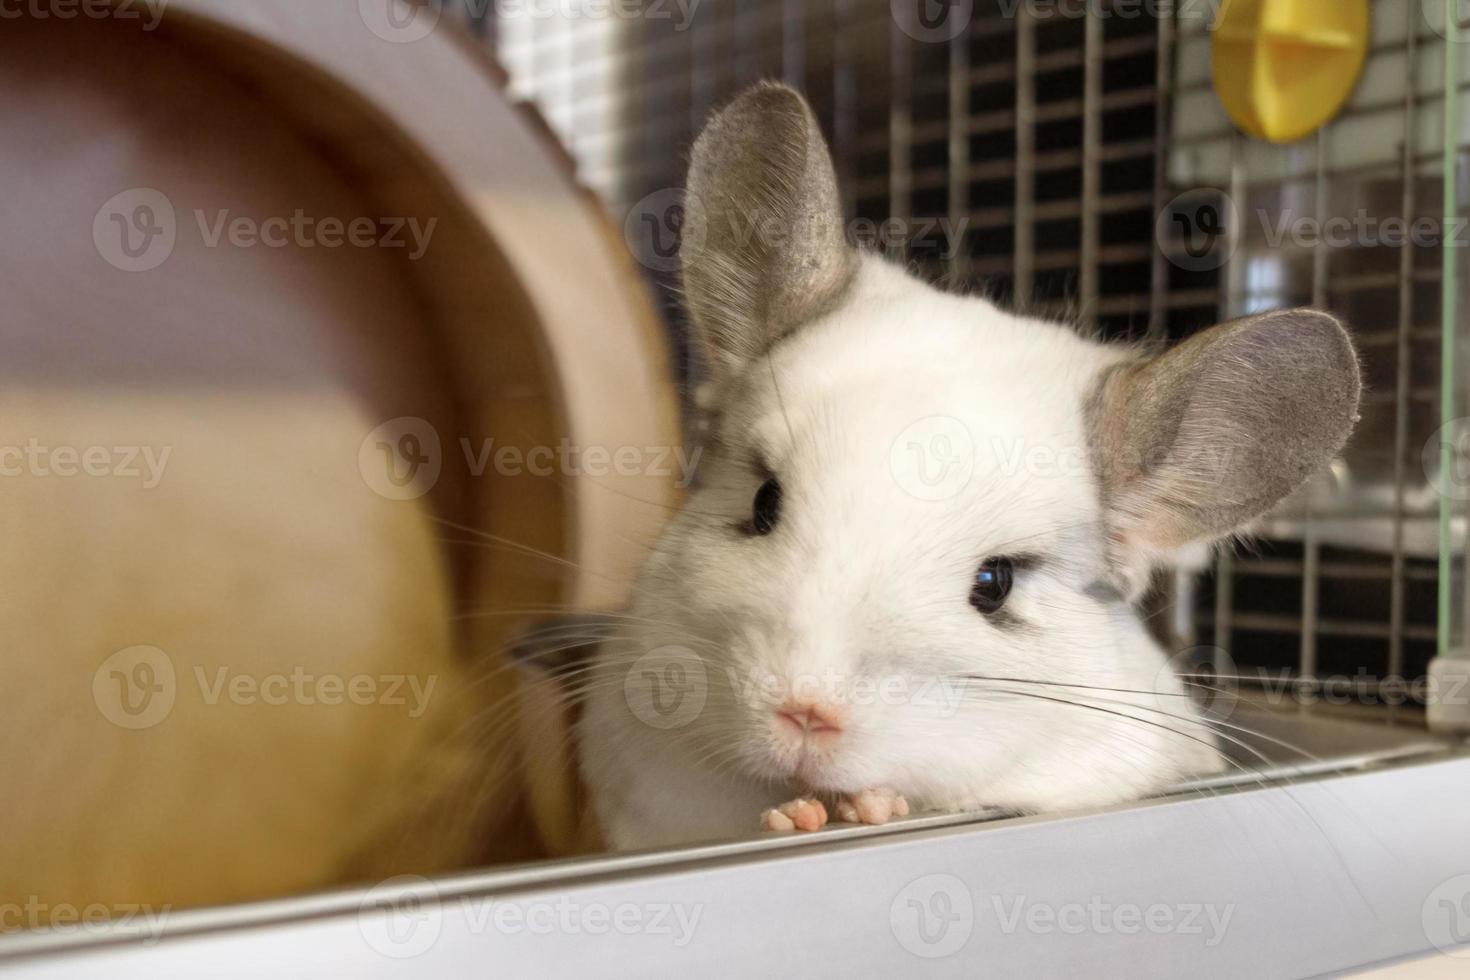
[1211,0,1370,143]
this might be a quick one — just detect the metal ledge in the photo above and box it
[4,729,1468,979]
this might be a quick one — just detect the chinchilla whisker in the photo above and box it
[447,640,620,698]
[436,519,697,605]
[972,687,1239,768]
[1019,687,1316,771]
[437,661,670,752]
[959,670,1346,708]
[764,351,813,467]
[959,673,1357,773]
[456,602,619,615]
[980,686,1382,909]
[436,536,660,591]
[430,518,582,566]
[958,674,1198,698]
[566,83,1364,856]
[975,687,1339,843]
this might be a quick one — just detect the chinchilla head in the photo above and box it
[613,82,1360,810]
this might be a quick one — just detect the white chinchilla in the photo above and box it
[579,83,1361,850]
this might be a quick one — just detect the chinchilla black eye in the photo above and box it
[749,477,782,535]
[970,557,1013,614]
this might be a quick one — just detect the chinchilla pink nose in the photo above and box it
[775,699,845,736]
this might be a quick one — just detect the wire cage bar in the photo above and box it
[486,0,1470,732]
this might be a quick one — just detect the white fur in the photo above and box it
[581,256,1222,850]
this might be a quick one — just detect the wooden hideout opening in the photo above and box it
[2,0,678,890]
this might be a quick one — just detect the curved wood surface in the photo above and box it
[0,1,677,915]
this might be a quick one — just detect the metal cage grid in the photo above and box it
[4,4,1470,977]
[485,0,1470,728]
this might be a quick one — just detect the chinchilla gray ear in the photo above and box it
[681,82,858,385]
[1089,308,1361,597]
